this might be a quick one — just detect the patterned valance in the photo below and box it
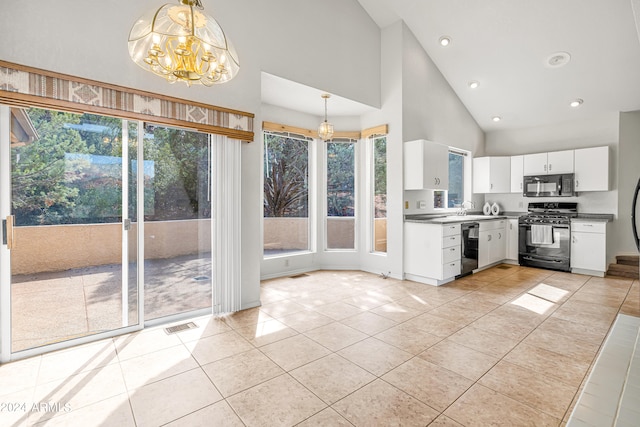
[0,60,254,142]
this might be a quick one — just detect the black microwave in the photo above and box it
[523,173,575,197]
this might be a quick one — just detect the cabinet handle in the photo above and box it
[488,235,492,241]
[450,248,456,251]
[544,164,547,172]
[498,232,502,239]
[576,180,579,188]
[572,236,576,243]
[584,224,593,227]
[510,223,513,230]
[490,183,493,189]
[549,164,552,171]
[520,182,523,189]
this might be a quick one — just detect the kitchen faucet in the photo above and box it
[457,200,475,215]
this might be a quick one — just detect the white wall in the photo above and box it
[0,0,382,309]
[400,24,485,217]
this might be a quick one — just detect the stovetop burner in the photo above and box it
[520,202,578,225]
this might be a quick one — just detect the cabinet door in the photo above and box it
[489,157,511,193]
[571,231,606,271]
[506,219,519,260]
[547,150,574,174]
[510,155,524,193]
[426,142,449,190]
[492,227,507,263]
[523,152,548,175]
[478,230,491,268]
[404,140,426,190]
[574,146,609,192]
[473,157,490,193]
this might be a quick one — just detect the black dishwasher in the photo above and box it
[458,222,479,278]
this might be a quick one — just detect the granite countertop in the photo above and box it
[405,211,614,224]
[573,214,615,222]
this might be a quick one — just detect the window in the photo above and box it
[263,132,310,255]
[448,150,466,208]
[372,136,387,253]
[326,140,355,250]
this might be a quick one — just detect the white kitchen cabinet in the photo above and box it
[404,222,461,285]
[523,150,574,175]
[404,139,449,190]
[473,156,510,193]
[571,220,607,276]
[510,155,524,193]
[574,146,609,192]
[478,219,507,268]
[506,218,519,261]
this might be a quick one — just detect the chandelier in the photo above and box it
[318,93,334,141]
[128,0,239,86]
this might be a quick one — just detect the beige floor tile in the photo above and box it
[259,334,331,371]
[33,364,128,421]
[418,339,499,381]
[221,307,274,329]
[504,342,591,387]
[304,322,368,351]
[469,310,538,341]
[164,401,244,427]
[342,294,388,310]
[338,337,413,376]
[523,327,601,364]
[403,313,465,338]
[184,330,254,365]
[479,360,578,419]
[551,300,618,333]
[119,345,199,390]
[311,301,365,320]
[297,407,352,426]
[340,311,397,335]
[447,325,519,358]
[332,379,439,426]
[202,348,284,397]
[129,368,222,427]
[259,299,307,318]
[38,339,119,385]
[429,414,465,426]
[535,316,607,346]
[113,327,183,361]
[444,383,560,426]
[370,301,424,322]
[0,355,41,397]
[374,322,442,355]
[174,315,232,343]
[277,309,334,332]
[226,374,326,427]
[392,294,443,312]
[30,393,134,427]
[290,353,376,404]
[526,282,573,303]
[0,387,38,427]
[427,299,499,324]
[382,358,473,412]
[234,318,299,347]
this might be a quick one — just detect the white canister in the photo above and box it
[483,202,491,215]
[491,202,500,215]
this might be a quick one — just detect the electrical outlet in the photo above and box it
[418,201,427,209]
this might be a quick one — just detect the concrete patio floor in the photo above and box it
[11,254,212,352]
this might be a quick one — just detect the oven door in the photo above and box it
[518,223,571,271]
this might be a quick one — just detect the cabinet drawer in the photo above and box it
[442,224,460,237]
[443,259,461,278]
[479,219,506,232]
[443,234,461,248]
[572,221,606,233]
[442,245,460,263]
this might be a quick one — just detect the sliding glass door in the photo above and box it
[0,107,139,355]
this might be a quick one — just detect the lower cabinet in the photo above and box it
[404,222,461,286]
[506,218,519,261]
[478,219,507,269]
[571,220,607,276]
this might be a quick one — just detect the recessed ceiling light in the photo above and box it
[439,36,451,47]
[545,51,571,68]
[492,116,502,122]
[570,98,584,108]
[468,80,480,89]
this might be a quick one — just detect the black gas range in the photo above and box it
[518,202,577,272]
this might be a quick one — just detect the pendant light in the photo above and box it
[318,93,334,141]
[128,0,239,86]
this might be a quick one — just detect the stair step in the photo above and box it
[616,255,640,266]
[606,263,639,279]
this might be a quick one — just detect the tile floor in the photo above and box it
[0,265,638,426]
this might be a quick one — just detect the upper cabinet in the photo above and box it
[523,150,574,175]
[510,155,524,193]
[574,146,609,192]
[404,139,449,190]
[473,157,510,193]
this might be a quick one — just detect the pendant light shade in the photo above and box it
[128,0,239,86]
[318,93,334,141]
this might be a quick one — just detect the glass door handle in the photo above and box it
[2,215,14,249]
[123,218,131,231]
